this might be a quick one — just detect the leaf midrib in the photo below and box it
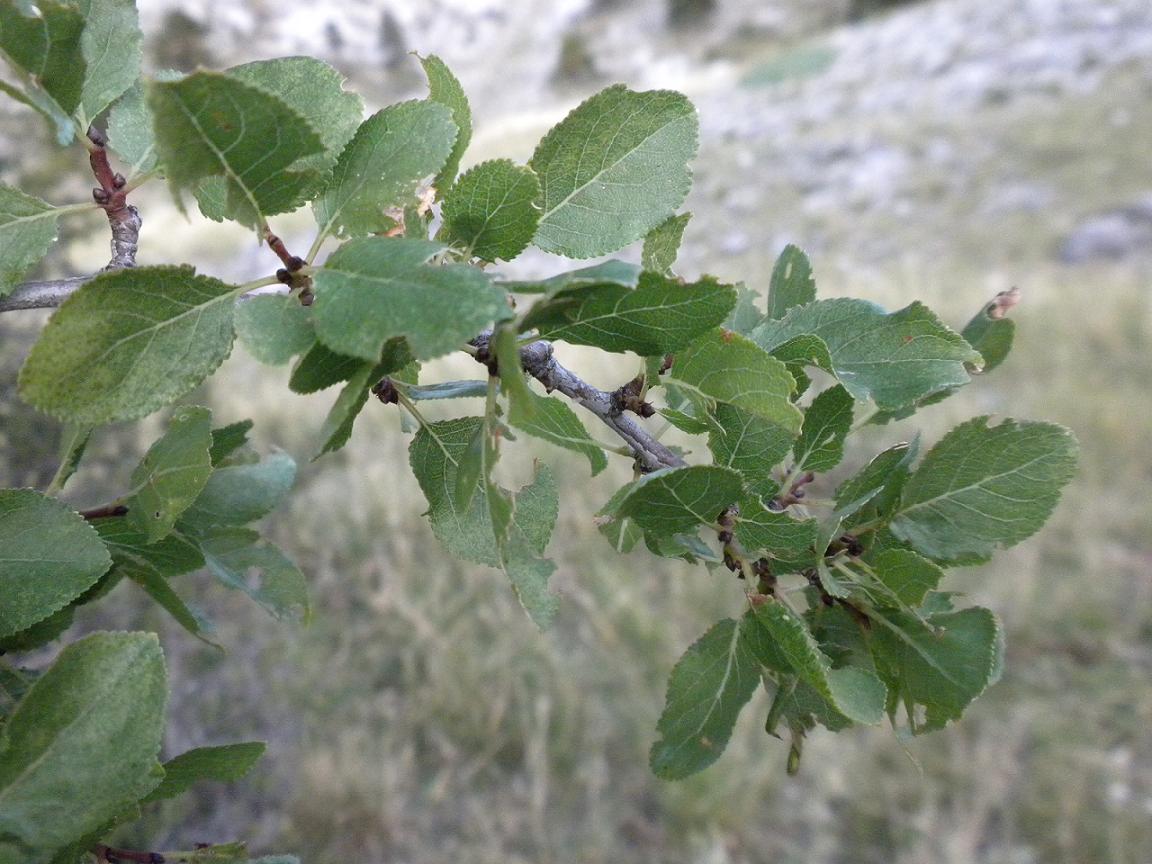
[538,96,690,224]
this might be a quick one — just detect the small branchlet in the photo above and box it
[87,126,141,270]
[79,503,129,521]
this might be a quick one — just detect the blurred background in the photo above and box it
[2,0,1152,861]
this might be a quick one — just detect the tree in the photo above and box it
[0,2,1078,861]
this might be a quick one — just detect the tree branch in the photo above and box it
[471,332,685,473]
[0,277,289,313]
[87,126,141,270]
[0,277,91,312]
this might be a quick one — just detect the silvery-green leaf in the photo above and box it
[142,742,265,804]
[19,266,239,424]
[313,100,456,240]
[419,54,471,195]
[890,417,1078,562]
[650,617,763,779]
[614,466,744,538]
[148,71,325,228]
[76,0,141,123]
[792,385,853,473]
[440,159,540,262]
[672,329,802,433]
[0,184,59,297]
[766,244,815,319]
[0,489,111,639]
[234,294,315,366]
[0,632,166,858]
[641,211,691,276]
[313,237,510,362]
[531,85,698,258]
[752,299,981,410]
[127,406,214,543]
[523,273,735,356]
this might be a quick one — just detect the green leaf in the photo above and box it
[659,407,712,435]
[890,417,1078,561]
[508,385,608,476]
[614,466,744,537]
[766,333,834,374]
[408,419,557,569]
[289,341,372,394]
[961,300,1015,374]
[0,1,84,140]
[225,56,361,174]
[452,422,486,515]
[122,559,217,647]
[408,419,560,626]
[725,283,765,335]
[0,184,59,297]
[792,385,853,473]
[865,549,945,607]
[18,266,238,425]
[199,528,309,623]
[313,100,456,240]
[752,600,885,725]
[105,70,181,176]
[313,356,398,459]
[143,742,265,804]
[870,607,1001,731]
[127,406,214,543]
[766,244,815,319]
[181,450,296,529]
[408,416,484,542]
[0,605,74,653]
[503,551,558,630]
[707,403,792,498]
[97,519,214,646]
[419,54,471,196]
[530,85,698,258]
[234,294,315,366]
[650,617,763,779]
[0,490,111,640]
[0,632,165,858]
[753,299,982,410]
[835,437,918,526]
[193,57,364,219]
[76,0,141,123]
[96,513,202,569]
[642,212,691,276]
[499,467,560,628]
[440,159,540,262]
[868,291,1022,424]
[313,237,510,362]
[734,497,818,564]
[208,420,254,466]
[523,272,735,356]
[147,71,324,227]
[491,324,535,420]
[498,259,640,295]
[671,329,802,432]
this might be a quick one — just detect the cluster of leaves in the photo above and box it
[0,0,1078,858]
